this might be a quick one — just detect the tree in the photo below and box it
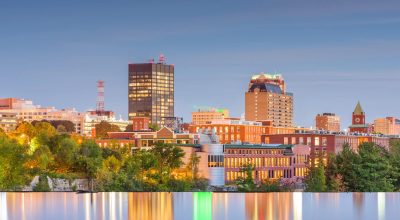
[56,125,67,133]
[52,137,79,172]
[325,154,343,192]
[304,165,327,192]
[150,143,185,184]
[335,143,360,191]
[31,145,54,172]
[0,137,29,191]
[236,163,256,192]
[355,143,395,192]
[149,123,160,132]
[34,121,57,137]
[95,121,121,139]
[76,141,103,191]
[186,152,201,180]
[15,122,36,144]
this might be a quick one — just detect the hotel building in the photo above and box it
[315,113,341,132]
[245,73,294,127]
[128,59,174,127]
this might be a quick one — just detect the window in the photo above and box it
[307,137,312,145]
[315,137,320,146]
[284,137,289,144]
[322,137,327,146]
[299,137,304,144]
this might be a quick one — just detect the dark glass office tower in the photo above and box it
[128,62,174,127]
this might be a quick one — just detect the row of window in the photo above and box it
[283,136,328,146]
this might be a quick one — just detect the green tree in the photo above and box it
[355,143,395,192]
[186,152,201,180]
[325,154,344,192]
[149,123,160,131]
[0,137,29,191]
[34,121,57,137]
[95,121,121,139]
[52,137,79,172]
[150,143,185,184]
[15,122,36,144]
[76,141,103,191]
[236,163,256,192]
[33,175,51,192]
[31,145,54,172]
[304,165,327,192]
[336,143,360,191]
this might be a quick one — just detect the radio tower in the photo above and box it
[96,80,105,112]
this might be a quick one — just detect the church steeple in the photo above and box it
[353,101,364,115]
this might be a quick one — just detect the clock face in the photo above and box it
[355,118,360,123]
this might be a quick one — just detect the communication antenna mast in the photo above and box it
[96,80,105,112]
[158,54,166,64]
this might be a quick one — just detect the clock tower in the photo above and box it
[349,101,369,133]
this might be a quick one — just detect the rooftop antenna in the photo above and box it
[96,80,105,112]
[158,54,166,64]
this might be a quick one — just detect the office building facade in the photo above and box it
[128,62,174,127]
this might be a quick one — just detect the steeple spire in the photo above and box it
[353,101,364,115]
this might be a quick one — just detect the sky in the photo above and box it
[0,0,400,128]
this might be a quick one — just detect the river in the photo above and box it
[0,192,399,220]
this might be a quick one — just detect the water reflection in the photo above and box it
[128,192,173,220]
[1,192,400,220]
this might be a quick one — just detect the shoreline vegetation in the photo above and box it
[1,121,400,193]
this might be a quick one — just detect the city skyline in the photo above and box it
[1,0,400,128]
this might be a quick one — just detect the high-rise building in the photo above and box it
[349,101,369,133]
[315,113,341,132]
[128,57,174,127]
[374,117,400,135]
[245,73,293,127]
[192,108,229,125]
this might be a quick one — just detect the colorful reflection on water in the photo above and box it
[0,192,399,220]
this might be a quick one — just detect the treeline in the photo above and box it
[305,141,400,192]
[0,121,206,192]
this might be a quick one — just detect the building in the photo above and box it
[128,57,174,127]
[245,73,294,127]
[0,112,18,132]
[224,144,310,183]
[132,117,150,131]
[82,113,130,137]
[263,132,390,166]
[192,108,229,125]
[189,118,306,144]
[349,102,369,133]
[374,117,400,136]
[315,113,340,132]
[96,127,199,149]
[0,98,83,134]
[189,119,269,144]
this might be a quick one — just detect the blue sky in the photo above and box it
[1,0,400,128]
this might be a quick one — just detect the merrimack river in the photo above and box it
[1,192,399,220]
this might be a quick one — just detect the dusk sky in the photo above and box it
[1,0,399,128]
